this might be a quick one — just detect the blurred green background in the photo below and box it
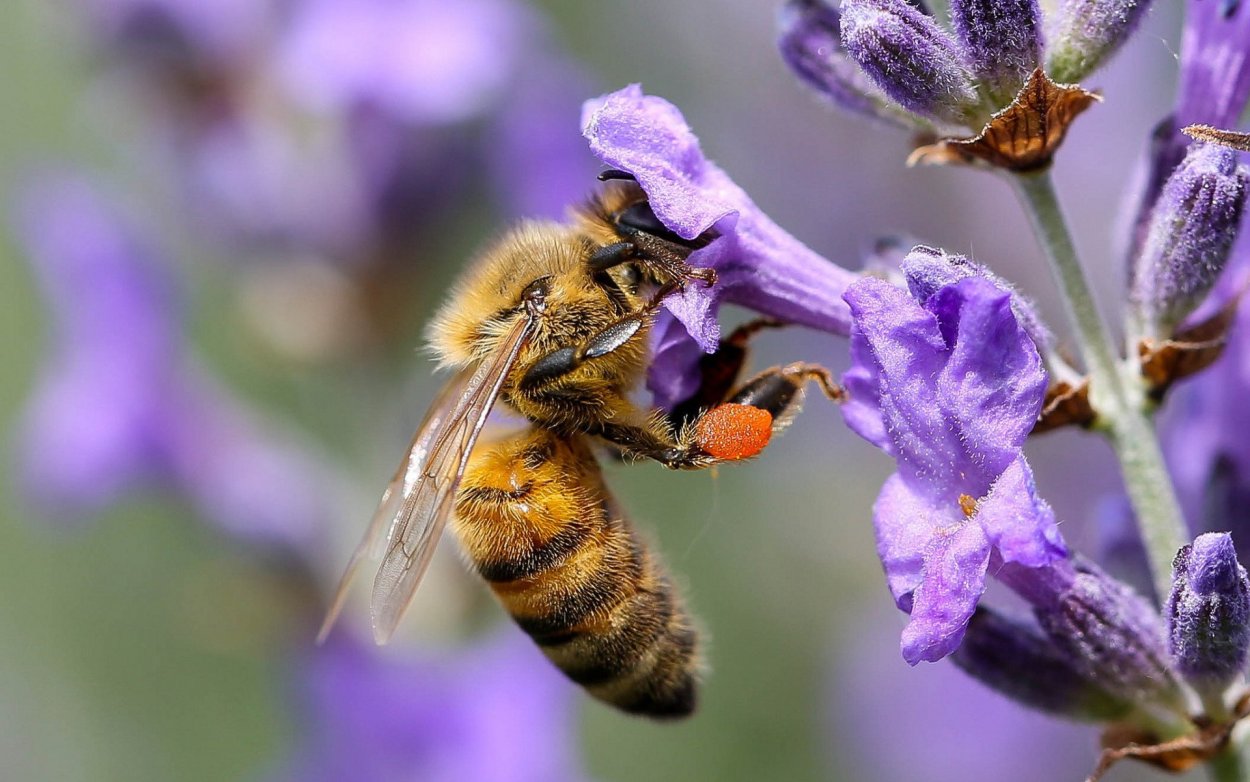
[0,1,1195,781]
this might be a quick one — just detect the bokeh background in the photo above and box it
[0,1,1200,780]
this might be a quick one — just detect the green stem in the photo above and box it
[1208,740,1248,782]
[1009,170,1188,602]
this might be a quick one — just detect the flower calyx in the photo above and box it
[908,69,1100,172]
[1088,693,1250,782]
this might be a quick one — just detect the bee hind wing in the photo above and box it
[369,316,535,644]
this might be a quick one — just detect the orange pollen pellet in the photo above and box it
[958,493,978,518]
[695,403,773,461]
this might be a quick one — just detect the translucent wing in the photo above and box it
[316,371,471,644]
[369,315,536,643]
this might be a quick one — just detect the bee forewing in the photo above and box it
[369,315,536,644]
[315,370,473,644]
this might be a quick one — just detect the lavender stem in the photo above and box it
[1009,170,1188,603]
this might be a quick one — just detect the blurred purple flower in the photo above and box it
[581,84,857,408]
[277,628,587,782]
[13,176,331,554]
[277,0,530,125]
[81,0,274,76]
[831,604,1095,782]
[842,255,1066,663]
[1163,298,1250,552]
[1124,0,1250,273]
[486,56,599,221]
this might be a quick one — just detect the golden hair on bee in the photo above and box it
[319,175,841,719]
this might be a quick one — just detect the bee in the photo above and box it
[319,174,839,718]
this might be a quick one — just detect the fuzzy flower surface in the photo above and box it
[582,84,857,408]
[1166,532,1250,693]
[842,253,1066,663]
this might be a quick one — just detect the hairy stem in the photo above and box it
[1009,170,1188,602]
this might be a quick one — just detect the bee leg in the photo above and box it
[723,362,844,433]
[588,241,636,273]
[667,318,785,428]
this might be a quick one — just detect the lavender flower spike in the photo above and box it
[952,606,1132,721]
[840,0,978,125]
[1130,143,1249,339]
[1046,0,1156,84]
[842,252,1066,664]
[777,0,910,128]
[582,85,857,409]
[949,0,1043,104]
[1167,533,1250,698]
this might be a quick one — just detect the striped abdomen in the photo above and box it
[454,428,700,718]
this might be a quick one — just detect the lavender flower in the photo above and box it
[999,557,1184,707]
[842,252,1066,663]
[776,0,909,127]
[839,0,978,125]
[1129,143,1249,338]
[1123,0,1250,268]
[14,176,331,554]
[1046,0,1157,84]
[278,628,587,782]
[582,84,857,408]
[949,0,1043,103]
[951,606,1132,720]
[1166,533,1250,696]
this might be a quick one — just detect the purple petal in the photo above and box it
[873,473,942,609]
[975,456,1067,568]
[581,86,855,404]
[842,276,958,488]
[840,320,893,454]
[646,314,708,411]
[901,520,991,664]
[931,278,1046,484]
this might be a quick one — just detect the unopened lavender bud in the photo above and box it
[1046,0,1156,84]
[1130,143,1248,338]
[949,0,1042,104]
[952,606,1133,720]
[1013,557,1183,707]
[840,0,978,125]
[778,0,908,127]
[1166,533,1250,696]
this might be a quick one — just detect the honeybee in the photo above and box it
[319,174,839,718]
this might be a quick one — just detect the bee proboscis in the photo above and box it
[320,175,839,718]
